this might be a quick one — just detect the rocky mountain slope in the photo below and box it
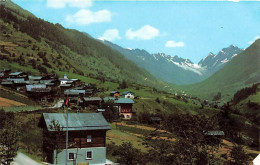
[103,40,243,85]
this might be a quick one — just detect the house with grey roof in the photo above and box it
[204,131,225,146]
[8,71,28,79]
[64,89,86,97]
[39,113,114,165]
[83,97,102,107]
[104,97,135,119]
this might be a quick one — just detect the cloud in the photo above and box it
[165,40,185,48]
[99,29,121,41]
[47,0,93,8]
[228,0,240,2]
[248,35,260,44]
[65,9,111,25]
[126,25,160,40]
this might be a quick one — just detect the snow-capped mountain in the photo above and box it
[198,45,243,73]
[151,53,205,76]
[101,40,243,85]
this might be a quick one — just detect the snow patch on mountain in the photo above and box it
[166,58,204,76]
[137,56,145,61]
[221,58,229,63]
[153,54,159,61]
[231,54,237,58]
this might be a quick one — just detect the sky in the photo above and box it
[12,0,260,63]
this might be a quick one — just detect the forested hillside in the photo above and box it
[0,1,165,89]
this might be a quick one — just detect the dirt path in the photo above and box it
[0,97,26,107]
[113,122,168,133]
[13,152,42,165]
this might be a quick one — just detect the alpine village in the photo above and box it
[0,1,259,165]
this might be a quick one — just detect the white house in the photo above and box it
[121,91,134,99]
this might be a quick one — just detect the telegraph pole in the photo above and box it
[65,96,69,165]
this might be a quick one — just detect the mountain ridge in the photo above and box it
[182,39,260,100]
[102,39,244,85]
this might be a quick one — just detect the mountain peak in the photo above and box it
[199,44,243,69]
[228,44,238,48]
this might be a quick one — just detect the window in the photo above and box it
[68,152,75,160]
[87,135,92,142]
[86,151,92,160]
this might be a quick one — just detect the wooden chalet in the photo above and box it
[204,131,225,146]
[104,97,135,119]
[8,72,28,80]
[28,76,42,84]
[1,80,13,87]
[27,88,52,100]
[60,84,72,90]
[64,89,85,97]
[6,78,28,91]
[39,113,114,165]
[82,97,102,107]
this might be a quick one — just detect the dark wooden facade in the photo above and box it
[70,130,106,148]
[42,128,107,163]
[120,104,133,113]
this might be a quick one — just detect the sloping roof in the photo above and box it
[64,89,85,95]
[205,131,224,136]
[104,97,134,104]
[83,97,102,101]
[1,81,13,85]
[110,91,119,94]
[7,78,25,82]
[29,76,42,80]
[9,72,23,76]
[40,113,111,131]
[40,80,53,84]
[26,84,46,91]
[150,117,162,121]
[122,91,133,95]
[115,98,134,104]
[31,88,51,93]
[60,84,71,87]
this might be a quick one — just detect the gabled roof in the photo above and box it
[1,81,13,85]
[40,113,111,131]
[150,117,162,121]
[9,72,23,76]
[83,97,102,101]
[122,91,134,95]
[60,84,71,87]
[115,98,134,104]
[205,131,224,136]
[26,84,46,91]
[64,89,85,95]
[29,76,42,80]
[110,91,119,94]
[104,97,134,104]
[30,88,51,93]
[7,78,25,82]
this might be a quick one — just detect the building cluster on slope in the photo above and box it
[0,69,136,119]
[0,69,140,164]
